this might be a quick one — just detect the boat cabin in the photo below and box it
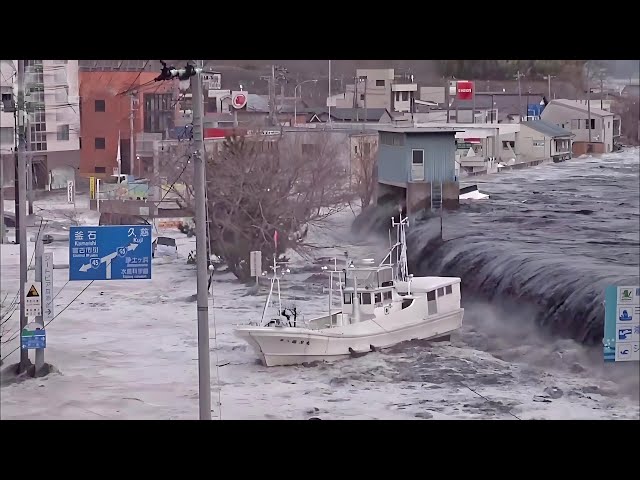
[341,265,399,318]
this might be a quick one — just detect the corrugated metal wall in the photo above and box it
[377,131,456,185]
[406,133,456,183]
[377,140,408,183]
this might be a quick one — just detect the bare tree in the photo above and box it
[205,130,354,281]
[350,135,378,209]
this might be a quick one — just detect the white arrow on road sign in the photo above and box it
[79,242,139,279]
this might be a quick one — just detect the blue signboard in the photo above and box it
[603,285,640,362]
[527,104,544,118]
[69,226,153,281]
[21,329,46,350]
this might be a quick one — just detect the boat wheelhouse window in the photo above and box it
[383,291,392,300]
[374,293,382,303]
[361,292,372,305]
[427,291,436,301]
[445,285,453,295]
[437,287,445,297]
[344,293,352,304]
[381,281,394,287]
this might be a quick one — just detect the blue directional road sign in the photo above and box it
[21,324,46,350]
[69,225,153,281]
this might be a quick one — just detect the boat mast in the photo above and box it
[351,264,361,324]
[260,255,280,324]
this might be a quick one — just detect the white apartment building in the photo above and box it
[326,68,418,114]
[1,60,80,190]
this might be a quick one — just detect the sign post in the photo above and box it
[68,225,153,281]
[21,322,46,350]
[604,285,639,362]
[250,250,262,286]
[33,237,46,374]
[24,282,42,318]
[67,180,75,204]
[42,251,54,323]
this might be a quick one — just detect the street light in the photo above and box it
[294,79,318,126]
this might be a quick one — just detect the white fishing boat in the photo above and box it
[234,214,464,366]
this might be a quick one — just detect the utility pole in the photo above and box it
[544,74,555,100]
[587,63,592,142]
[514,70,524,121]
[362,76,367,133]
[328,60,332,125]
[154,60,211,419]
[129,92,136,177]
[599,72,605,110]
[0,154,5,243]
[190,61,212,420]
[270,65,275,126]
[445,78,450,123]
[17,59,29,373]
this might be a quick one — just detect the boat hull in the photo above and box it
[234,308,464,367]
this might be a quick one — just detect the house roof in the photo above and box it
[246,94,308,114]
[377,126,461,134]
[309,107,387,122]
[548,99,613,117]
[452,92,546,114]
[522,119,574,138]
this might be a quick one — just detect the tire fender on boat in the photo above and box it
[384,306,390,315]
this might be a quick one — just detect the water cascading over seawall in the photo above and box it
[353,150,640,345]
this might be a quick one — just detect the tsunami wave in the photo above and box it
[353,149,640,346]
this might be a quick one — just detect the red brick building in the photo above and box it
[78,71,175,179]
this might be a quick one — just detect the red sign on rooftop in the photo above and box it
[456,80,474,101]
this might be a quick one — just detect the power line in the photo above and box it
[461,382,522,420]
[118,60,150,96]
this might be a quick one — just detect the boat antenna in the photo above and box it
[391,210,409,282]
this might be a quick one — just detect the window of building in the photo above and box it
[608,121,611,129]
[361,293,371,305]
[380,132,404,146]
[57,124,69,141]
[412,149,424,166]
[584,119,595,129]
[426,291,436,301]
[445,285,453,295]
[402,91,409,101]
[376,80,385,87]
[437,287,445,297]
[0,127,13,145]
[383,291,392,300]
[360,94,365,101]
[143,93,174,134]
[343,293,352,304]
[95,99,105,112]
[374,293,382,303]
[502,140,515,149]
[79,137,82,149]
[354,145,358,154]
[395,92,400,101]
[363,142,371,155]
[95,137,106,149]
[570,119,580,129]
[52,60,68,65]
[94,166,106,173]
